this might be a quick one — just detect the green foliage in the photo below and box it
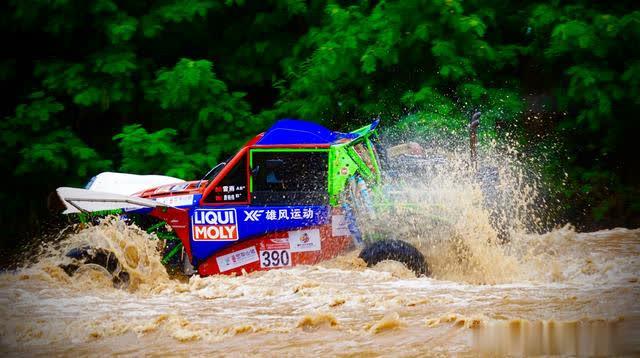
[17,130,111,178]
[1,92,111,179]
[113,124,205,179]
[276,0,526,129]
[145,58,260,168]
[1,0,638,248]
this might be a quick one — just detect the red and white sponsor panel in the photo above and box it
[197,208,354,276]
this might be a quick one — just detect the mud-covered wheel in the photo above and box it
[62,246,130,289]
[359,239,429,277]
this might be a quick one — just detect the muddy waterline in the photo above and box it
[0,220,638,356]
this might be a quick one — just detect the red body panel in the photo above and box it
[149,207,193,258]
[197,224,354,276]
[137,180,206,199]
[200,146,250,206]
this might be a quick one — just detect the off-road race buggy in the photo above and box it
[55,118,484,287]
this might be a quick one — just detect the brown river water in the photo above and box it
[0,222,638,356]
[1,149,639,356]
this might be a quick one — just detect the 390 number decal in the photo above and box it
[260,249,291,268]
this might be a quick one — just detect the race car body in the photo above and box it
[57,119,393,277]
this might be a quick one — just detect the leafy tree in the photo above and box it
[0,0,314,250]
[526,2,640,224]
[1,0,638,253]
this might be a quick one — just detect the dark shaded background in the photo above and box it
[1,0,639,253]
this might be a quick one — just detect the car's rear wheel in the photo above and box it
[359,239,429,277]
[62,246,130,289]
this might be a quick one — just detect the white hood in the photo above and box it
[85,172,184,196]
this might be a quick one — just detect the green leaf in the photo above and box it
[73,87,103,107]
[106,15,138,44]
[94,51,137,75]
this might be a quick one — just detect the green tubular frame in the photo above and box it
[145,221,182,264]
[161,241,183,265]
[328,130,382,205]
[75,211,181,264]
[77,209,123,224]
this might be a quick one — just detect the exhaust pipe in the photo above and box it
[469,111,481,169]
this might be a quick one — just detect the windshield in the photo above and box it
[199,155,233,185]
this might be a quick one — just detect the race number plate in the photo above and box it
[260,249,292,268]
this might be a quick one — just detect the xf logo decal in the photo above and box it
[244,208,315,221]
[244,210,264,221]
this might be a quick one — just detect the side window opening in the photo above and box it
[251,151,328,205]
[203,154,248,203]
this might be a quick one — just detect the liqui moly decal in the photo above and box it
[244,208,315,222]
[192,208,239,241]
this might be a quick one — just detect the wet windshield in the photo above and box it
[199,155,233,186]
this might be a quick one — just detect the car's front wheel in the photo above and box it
[359,239,429,277]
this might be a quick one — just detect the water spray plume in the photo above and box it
[0,121,637,356]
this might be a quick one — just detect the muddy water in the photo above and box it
[0,221,638,356]
[2,145,639,356]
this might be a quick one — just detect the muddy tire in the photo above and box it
[359,239,429,277]
[63,246,130,289]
